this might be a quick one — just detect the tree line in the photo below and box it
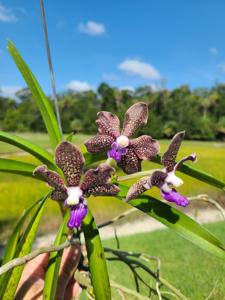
[0,83,225,140]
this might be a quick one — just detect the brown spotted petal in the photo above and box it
[84,183,120,197]
[131,135,160,160]
[96,111,120,138]
[85,135,115,153]
[126,176,151,201]
[121,102,148,138]
[33,165,67,192]
[117,147,141,174]
[161,131,185,172]
[51,190,68,201]
[174,153,197,170]
[55,141,84,186]
[150,170,168,188]
[80,163,114,192]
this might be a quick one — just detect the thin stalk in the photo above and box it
[39,0,62,134]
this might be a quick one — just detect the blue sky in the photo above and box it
[1,0,225,97]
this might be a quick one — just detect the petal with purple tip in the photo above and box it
[33,165,67,192]
[85,135,115,153]
[67,202,88,229]
[161,189,189,207]
[121,102,148,138]
[131,135,160,160]
[55,141,84,187]
[96,111,120,138]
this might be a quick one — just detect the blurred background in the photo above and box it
[0,1,225,298]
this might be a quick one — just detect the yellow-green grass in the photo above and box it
[103,222,225,300]
[0,134,224,243]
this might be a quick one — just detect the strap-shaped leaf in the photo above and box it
[119,184,225,260]
[0,158,44,180]
[82,209,111,300]
[7,41,62,149]
[152,155,225,190]
[0,131,55,169]
[1,195,47,299]
[43,209,70,300]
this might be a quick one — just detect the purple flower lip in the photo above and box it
[67,197,88,229]
[161,189,189,207]
[107,141,128,162]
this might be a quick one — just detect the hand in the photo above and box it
[15,244,81,300]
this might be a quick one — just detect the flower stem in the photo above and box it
[105,157,115,166]
[117,169,160,182]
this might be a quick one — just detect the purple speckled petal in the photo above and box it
[161,189,189,207]
[67,202,88,229]
[85,135,115,153]
[96,111,120,138]
[121,102,149,138]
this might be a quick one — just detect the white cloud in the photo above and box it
[78,21,106,36]
[218,63,225,73]
[118,59,161,80]
[119,86,135,92]
[209,48,219,56]
[102,73,118,81]
[66,80,93,92]
[0,5,17,23]
[0,85,21,97]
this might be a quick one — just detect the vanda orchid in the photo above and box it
[33,141,119,229]
[126,131,197,206]
[85,102,160,174]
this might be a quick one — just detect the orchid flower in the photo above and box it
[33,141,119,229]
[85,102,160,174]
[126,131,197,207]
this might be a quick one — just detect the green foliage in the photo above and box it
[2,81,225,140]
[7,41,62,148]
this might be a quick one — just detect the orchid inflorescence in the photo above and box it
[33,102,197,229]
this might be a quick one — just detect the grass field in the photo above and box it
[103,222,225,299]
[0,133,224,242]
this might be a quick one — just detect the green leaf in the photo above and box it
[43,209,70,300]
[7,41,62,149]
[66,131,75,142]
[84,152,105,168]
[1,195,47,299]
[0,158,44,180]
[83,209,111,300]
[119,184,225,261]
[0,199,43,296]
[0,131,55,169]
[152,156,225,190]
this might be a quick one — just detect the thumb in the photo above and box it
[55,243,81,300]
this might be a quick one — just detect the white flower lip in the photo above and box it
[116,135,129,148]
[165,172,183,187]
[66,186,83,206]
